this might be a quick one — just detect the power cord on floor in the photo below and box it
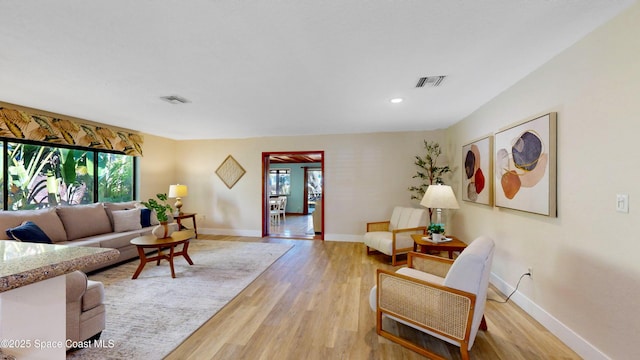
[488,272,531,304]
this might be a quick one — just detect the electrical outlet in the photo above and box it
[527,267,533,279]
[616,194,629,213]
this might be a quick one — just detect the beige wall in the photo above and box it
[165,131,446,239]
[137,133,178,202]
[447,3,640,359]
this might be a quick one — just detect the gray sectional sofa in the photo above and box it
[0,201,156,272]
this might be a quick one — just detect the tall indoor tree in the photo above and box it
[408,140,452,221]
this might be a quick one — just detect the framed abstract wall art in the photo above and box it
[462,135,493,206]
[494,113,557,216]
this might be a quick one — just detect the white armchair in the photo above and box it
[369,236,495,360]
[363,206,427,266]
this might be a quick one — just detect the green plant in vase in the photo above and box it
[141,193,173,223]
[428,223,444,234]
[428,223,445,243]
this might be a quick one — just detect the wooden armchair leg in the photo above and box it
[460,346,470,360]
[479,315,488,331]
[390,253,407,266]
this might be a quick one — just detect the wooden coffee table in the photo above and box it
[130,230,195,279]
[411,234,467,259]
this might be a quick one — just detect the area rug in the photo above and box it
[67,240,292,360]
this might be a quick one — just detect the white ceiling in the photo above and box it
[0,1,635,140]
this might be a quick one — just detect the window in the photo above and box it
[3,140,135,210]
[98,153,134,202]
[307,168,322,201]
[269,169,290,195]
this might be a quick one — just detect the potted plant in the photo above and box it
[141,193,176,238]
[141,193,173,223]
[408,140,452,222]
[428,223,445,243]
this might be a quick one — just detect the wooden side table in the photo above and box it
[411,234,467,259]
[174,212,198,238]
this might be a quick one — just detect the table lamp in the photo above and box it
[168,184,188,215]
[420,183,459,227]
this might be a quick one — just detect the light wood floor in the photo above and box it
[270,213,316,239]
[165,236,580,360]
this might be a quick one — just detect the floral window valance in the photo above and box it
[0,106,144,156]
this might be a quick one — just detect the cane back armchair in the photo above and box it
[364,206,427,266]
[369,236,495,360]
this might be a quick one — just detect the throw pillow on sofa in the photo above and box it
[112,208,143,232]
[0,207,67,242]
[56,203,112,240]
[6,221,53,243]
[103,201,140,229]
[140,208,153,227]
[135,204,160,226]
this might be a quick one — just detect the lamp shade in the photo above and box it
[420,184,459,209]
[168,184,188,198]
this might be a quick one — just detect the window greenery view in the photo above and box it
[2,140,135,211]
[98,152,134,203]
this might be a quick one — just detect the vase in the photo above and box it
[152,222,178,239]
[431,233,443,243]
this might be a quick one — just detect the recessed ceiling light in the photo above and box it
[390,98,403,104]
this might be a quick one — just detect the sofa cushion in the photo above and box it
[56,203,112,240]
[397,267,445,286]
[150,209,160,225]
[135,204,160,226]
[57,227,150,249]
[83,280,105,312]
[97,228,150,249]
[57,238,101,248]
[112,208,142,232]
[0,208,68,242]
[103,201,139,229]
[389,206,426,231]
[363,231,414,256]
[140,208,152,227]
[6,221,53,243]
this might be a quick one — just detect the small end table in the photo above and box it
[411,234,467,259]
[174,212,198,238]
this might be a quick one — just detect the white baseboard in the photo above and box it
[324,234,362,242]
[490,272,610,360]
[199,228,262,238]
[198,229,363,242]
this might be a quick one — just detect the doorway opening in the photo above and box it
[262,151,324,240]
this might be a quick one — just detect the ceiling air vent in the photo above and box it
[416,76,446,88]
[160,95,190,104]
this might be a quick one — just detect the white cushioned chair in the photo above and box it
[369,236,495,360]
[363,206,427,266]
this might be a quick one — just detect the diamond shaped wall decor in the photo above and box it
[216,155,246,189]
